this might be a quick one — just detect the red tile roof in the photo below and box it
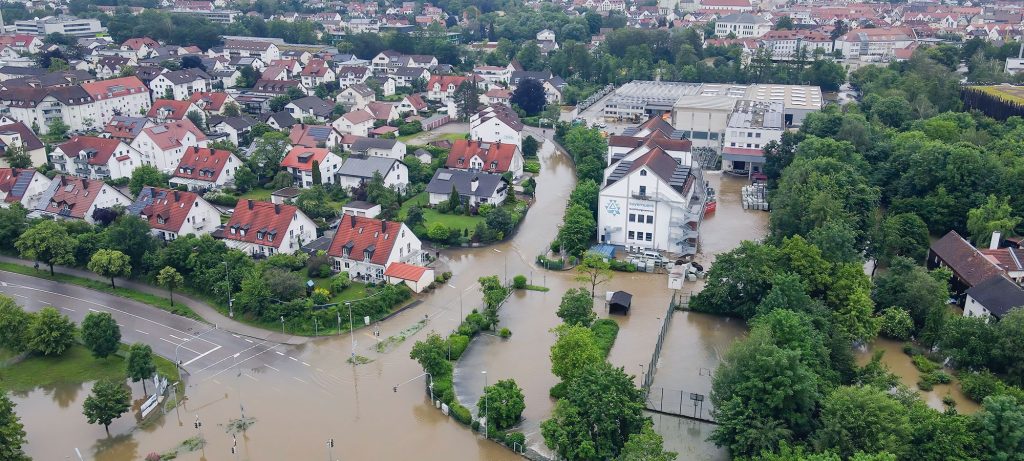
[80,76,147,100]
[427,75,468,92]
[224,199,299,249]
[147,99,194,120]
[280,146,329,171]
[142,119,206,150]
[188,92,230,111]
[44,176,104,219]
[328,215,401,266]
[300,59,330,77]
[135,187,199,233]
[446,139,518,174]
[384,262,428,281]
[172,147,233,182]
[122,37,159,50]
[0,168,38,203]
[56,136,124,165]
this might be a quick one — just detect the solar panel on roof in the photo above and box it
[437,172,452,181]
[152,125,168,134]
[10,172,31,198]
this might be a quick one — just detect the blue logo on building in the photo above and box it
[605,200,621,216]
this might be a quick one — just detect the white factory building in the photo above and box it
[721,100,784,176]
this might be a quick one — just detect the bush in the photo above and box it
[203,191,238,207]
[330,273,351,293]
[591,319,619,357]
[911,354,939,373]
[608,259,637,272]
[918,370,951,391]
[433,377,455,404]
[878,307,914,340]
[499,327,512,338]
[450,402,473,425]
[536,254,564,270]
[960,371,1006,402]
[524,160,540,174]
[549,381,567,399]
[471,420,481,432]
[505,432,526,448]
[512,275,527,289]
[447,334,470,360]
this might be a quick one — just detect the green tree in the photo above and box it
[235,267,272,318]
[186,110,205,130]
[875,213,930,266]
[125,343,156,395]
[557,204,596,258]
[691,241,781,318]
[405,205,425,229]
[836,290,879,344]
[877,307,914,341]
[569,179,600,217]
[233,165,257,193]
[129,165,166,196]
[976,395,1024,461]
[0,392,29,461]
[28,307,76,356]
[311,159,322,185]
[87,249,131,289]
[0,203,27,252]
[0,296,31,353]
[541,361,646,460]
[967,195,1020,248]
[996,309,1024,386]
[557,287,596,327]
[81,311,121,359]
[102,215,156,272]
[157,266,184,306]
[872,257,949,337]
[82,379,131,433]
[550,324,603,383]
[453,80,480,120]
[3,144,32,169]
[269,95,291,113]
[522,135,540,158]
[478,378,526,431]
[774,15,794,30]
[16,219,76,275]
[617,423,677,461]
[574,252,612,298]
[410,332,452,378]
[223,101,241,117]
[815,386,911,459]
[511,78,546,116]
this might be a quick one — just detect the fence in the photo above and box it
[646,387,715,423]
[640,298,677,393]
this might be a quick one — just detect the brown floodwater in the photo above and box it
[14,138,767,461]
[856,338,980,414]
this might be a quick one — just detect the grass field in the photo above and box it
[309,277,369,304]
[0,262,201,320]
[237,187,274,201]
[0,344,180,392]
[972,85,1024,104]
[398,192,484,233]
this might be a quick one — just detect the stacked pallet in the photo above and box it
[741,184,769,211]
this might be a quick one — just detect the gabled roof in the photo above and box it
[122,37,159,50]
[38,176,106,219]
[327,214,402,265]
[473,104,523,131]
[188,91,230,111]
[253,79,302,94]
[343,109,375,124]
[0,121,43,151]
[351,136,397,152]
[262,110,296,128]
[402,93,427,110]
[365,102,396,120]
[224,199,301,249]
[427,75,468,90]
[56,136,124,165]
[81,76,147,100]
[280,146,330,171]
[966,276,1024,319]
[300,59,331,77]
[172,147,234,182]
[128,186,201,233]
[140,119,206,150]
[157,69,211,84]
[384,262,428,281]
[930,231,1005,287]
[0,168,40,203]
[288,96,334,117]
[289,124,334,147]
[446,139,519,174]
[425,168,507,197]
[104,116,149,142]
[338,156,398,179]
[147,99,194,120]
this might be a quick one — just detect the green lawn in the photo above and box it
[399,192,484,234]
[0,344,180,392]
[0,262,201,320]
[309,278,369,304]
[237,188,273,201]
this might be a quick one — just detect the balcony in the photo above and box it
[631,191,651,200]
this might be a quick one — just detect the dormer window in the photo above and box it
[256,231,264,240]
[157,216,166,224]
[230,227,237,234]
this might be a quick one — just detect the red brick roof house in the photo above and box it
[327,215,423,282]
[130,118,208,172]
[168,147,241,191]
[128,186,222,240]
[0,168,49,209]
[31,175,132,223]
[51,136,141,180]
[280,146,343,188]
[222,199,317,256]
[446,139,525,178]
[147,99,204,123]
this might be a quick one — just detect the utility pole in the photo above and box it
[346,302,355,360]
[326,438,335,461]
[224,261,233,318]
[482,370,488,439]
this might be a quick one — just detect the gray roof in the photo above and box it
[338,156,398,179]
[289,96,333,116]
[160,68,211,84]
[392,66,427,78]
[966,276,1024,319]
[262,110,296,128]
[425,168,507,198]
[351,137,397,152]
[719,13,767,24]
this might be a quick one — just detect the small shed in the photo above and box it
[608,290,632,315]
[588,244,616,260]
[384,262,435,293]
[342,200,382,218]
[271,187,301,204]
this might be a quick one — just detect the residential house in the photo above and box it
[350,137,406,160]
[383,262,434,292]
[147,99,205,123]
[128,186,221,240]
[335,83,375,110]
[188,91,236,115]
[341,200,381,218]
[759,29,834,60]
[121,37,159,59]
[222,39,281,63]
[0,35,43,54]
[964,275,1024,322]
[32,176,132,224]
[286,95,335,122]
[148,69,212,101]
[209,116,257,145]
[469,105,524,149]
[332,109,375,137]
[280,146,343,188]
[168,146,241,191]
[483,88,512,106]
[392,66,430,88]
[365,101,399,123]
[50,136,140,180]
[103,116,150,144]
[0,121,45,167]
[426,75,469,103]
[446,139,524,179]
[837,27,916,60]
[396,93,427,116]
[474,65,512,87]
[0,76,150,134]
[299,59,336,89]
[336,66,371,88]
[327,215,423,282]
[252,79,307,97]
[95,56,135,79]
[714,13,771,38]
[336,156,408,191]
[222,199,316,256]
[0,168,49,209]
[262,111,296,130]
[131,118,209,172]
[425,168,508,206]
[289,124,341,148]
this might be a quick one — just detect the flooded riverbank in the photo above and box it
[856,338,980,414]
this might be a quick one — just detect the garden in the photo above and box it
[399,191,529,245]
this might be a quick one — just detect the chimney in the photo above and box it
[381,221,387,233]
[470,176,479,192]
[173,190,180,201]
[991,231,1002,251]
[247,199,254,210]
[350,214,356,228]
[274,203,281,214]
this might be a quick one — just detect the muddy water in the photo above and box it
[856,338,980,414]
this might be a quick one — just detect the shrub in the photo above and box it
[878,307,914,340]
[471,420,481,431]
[311,287,330,305]
[960,371,1005,402]
[441,271,452,281]
[465,312,488,333]
[447,334,470,360]
[536,254,564,270]
[911,354,939,373]
[609,259,637,272]
[433,377,455,404]
[591,319,620,357]
[450,403,473,425]
[549,381,567,399]
[512,275,527,289]
[504,432,526,448]
[499,327,512,338]
[330,273,351,293]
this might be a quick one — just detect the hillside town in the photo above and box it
[1,0,1024,460]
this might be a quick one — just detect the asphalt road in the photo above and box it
[0,270,299,379]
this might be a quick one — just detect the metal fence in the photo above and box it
[640,299,677,394]
[646,387,716,423]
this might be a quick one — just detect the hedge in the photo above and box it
[591,319,619,357]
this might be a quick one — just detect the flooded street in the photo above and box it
[856,338,980,414]
[14,142,767,461]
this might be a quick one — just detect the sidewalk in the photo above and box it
[0,255,308,345]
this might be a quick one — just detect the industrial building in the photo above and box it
[721,100,784,176]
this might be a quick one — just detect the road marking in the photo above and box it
[60,307,75,312]
[292,377,307,384]
[167,334,187,342]
[244,338,253,343]
[88,308,101,312]
[493,248,502,253]
[117,323,124,327]
[275,351,285,356]
[135,329,149,335]
[245,374,259,382]
[159,337,200,354]
[181,345,222,367]
[232,334,240,338]
[289,356,298,362]
[301,361,310,367]
[264,364,279,372]
[196,341,276,376]
[447,283,456,289]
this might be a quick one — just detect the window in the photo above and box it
[628,231,635,239]
[639,169,647,176]
[646,215,653,224]
[638,186,646,196]
[629,213,636,222]
[645,232,653,242]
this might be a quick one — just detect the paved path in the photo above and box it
[0,255,307,346]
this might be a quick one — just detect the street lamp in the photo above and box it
[345,302,355,360]
[234,352,245,420]
[223,261,233,318]
[280,316,285,335]
[482,370,488,439]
